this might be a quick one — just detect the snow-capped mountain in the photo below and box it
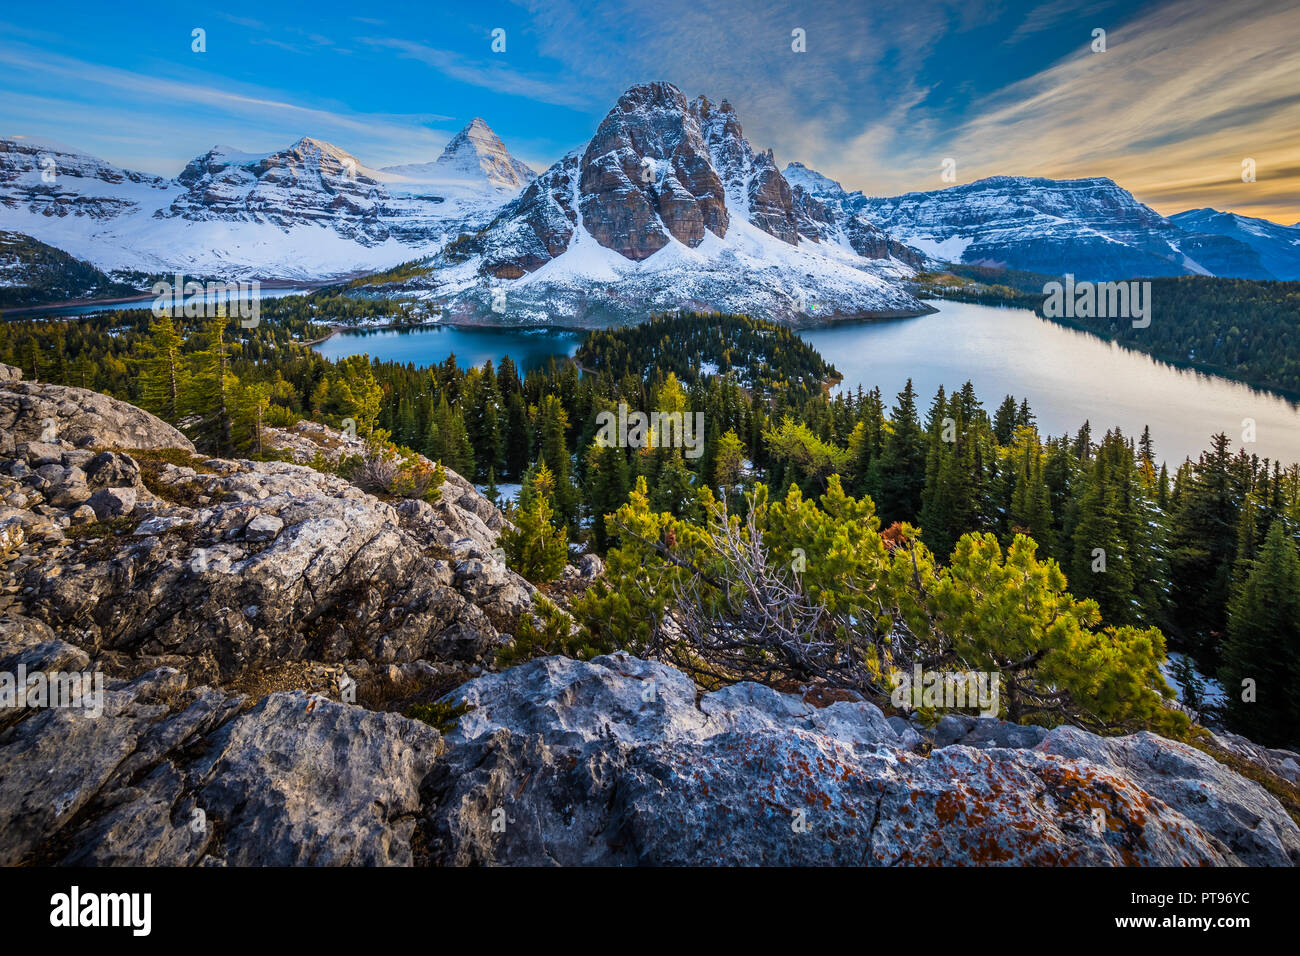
[4,97,1287,311]
[1169,208,1300,281]
[164,137,392,244]
[383,117,535,193]
[372,82,928,326]
[0,121,533,280]
[849,176,1272,280]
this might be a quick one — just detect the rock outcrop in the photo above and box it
[0,365,194,454]
[579,82,729,260]
[2,376,1297,868]
[0,373,533,684]
[0,656,441,866]
[424,654,1300,866]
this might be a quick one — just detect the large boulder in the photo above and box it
[0,367,194,453]
[187,692,442,866]
[26,458,508,681]
[423,653,1300,866]
[0,665,441,866]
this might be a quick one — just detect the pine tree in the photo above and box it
[183,316,236,455]
[714,428,746,498]
[537,394,575,528]
[500,462,568,583]
[232,378,271,455]
[1169,433,1239,658]
[138,314,185,422]
[992,395,1018,445]
[877,379,926,524]
[503,391,530,479]
[1220,522,1300,745]
[1069,457,1135,624]
[584,441,630,553]
[464,363,504,480]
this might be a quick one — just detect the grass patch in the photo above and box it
[114,448,217,507]
[66,516,136,540]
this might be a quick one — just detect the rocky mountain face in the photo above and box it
[0,137,174,222]
[164,138,391,244]
[853,175,1274,280]
[577,82,730,259]
[0,122,534,281]
[783,161,924,263]
[3,107,1291,302]
[1,368,1298,866]
[377,82,929,326]
[1170,208,1300,280]
[383,117,536,193]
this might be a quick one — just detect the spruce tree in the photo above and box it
[877,379,926,524]
[500,462,568,583]
[1220,522,1300,745]
[183,316,236,455]
[139,314,185,422]
[584,442,630,552]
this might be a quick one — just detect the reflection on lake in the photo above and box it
[314,324,581,375]
[802,302,1300,465]
[315,303,1300,466]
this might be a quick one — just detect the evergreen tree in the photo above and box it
[500,462,568,583]
[992,395,1018,445]
[1069,457,1135,624]
[536,393,576,528]
[584,441,630,553]
[1168,433,1239,659]
[183,316,236,455]
[138,314,185,422]
[876,379,926,524]
[503,391,531,478]
[423,393,474,477]
[1220,522,1300,745]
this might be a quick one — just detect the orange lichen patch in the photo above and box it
[802,685,860,708]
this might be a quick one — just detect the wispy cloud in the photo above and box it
[361,37,596,109]
[0,0,1293,221]
[0,42,459,173]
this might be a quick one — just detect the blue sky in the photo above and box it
[2,0,1296,221]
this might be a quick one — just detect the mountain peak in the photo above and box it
[389,118,535,192]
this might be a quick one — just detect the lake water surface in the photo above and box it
[314,303,1300,466]
[314,324,582,374]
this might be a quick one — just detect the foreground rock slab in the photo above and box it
[423,654,1300,866]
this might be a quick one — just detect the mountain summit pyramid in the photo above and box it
[384,117,536,192]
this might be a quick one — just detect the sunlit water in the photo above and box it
[802,302,1300,466]
[314,324,582,375]
[315,303,1300,466]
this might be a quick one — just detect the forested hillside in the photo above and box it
[5,302,1299,744]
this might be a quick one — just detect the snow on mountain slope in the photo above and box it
[383,118,535,192]
[1170,208,1300,280]
[851,176,1271,281]
[370,82,928,326]
[0,127,532,281]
